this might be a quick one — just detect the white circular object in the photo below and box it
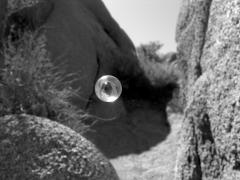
[95,75,122,102]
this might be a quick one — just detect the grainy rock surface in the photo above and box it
[175,0,240,179]
[0,114,119,180]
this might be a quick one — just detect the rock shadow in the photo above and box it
[84,106,170,159]
[84,82,175,159]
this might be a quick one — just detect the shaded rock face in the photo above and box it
[0,114,119,180]
[1,0,176,158]
[3,0,139,116]
[175,0,240,179]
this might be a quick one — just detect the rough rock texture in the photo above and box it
[0,114,119,180]
[175,0,240,179]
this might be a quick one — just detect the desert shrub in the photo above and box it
[136,42,184,112]
[136,41,182,87]
[0,30,88,133]
[137,41,163,63]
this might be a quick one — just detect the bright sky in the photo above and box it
[102,0,180,53]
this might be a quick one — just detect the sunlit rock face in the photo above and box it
[175,0,240,179]
[2,0,176,158]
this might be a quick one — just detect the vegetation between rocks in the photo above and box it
[0,30,88,133]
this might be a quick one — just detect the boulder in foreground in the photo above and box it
[0,114,119,180]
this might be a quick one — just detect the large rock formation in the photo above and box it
[175,0,240,179]
[1,0,175,158]
[0,114,119,180]
[3,0,140,118]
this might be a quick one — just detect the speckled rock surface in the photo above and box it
[0,114,119,180]
[175,0,240,179]
[176,0,212,107]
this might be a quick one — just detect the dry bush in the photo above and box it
[136,42,184,112]
[0,31,88,133]
[136,42,182,87]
